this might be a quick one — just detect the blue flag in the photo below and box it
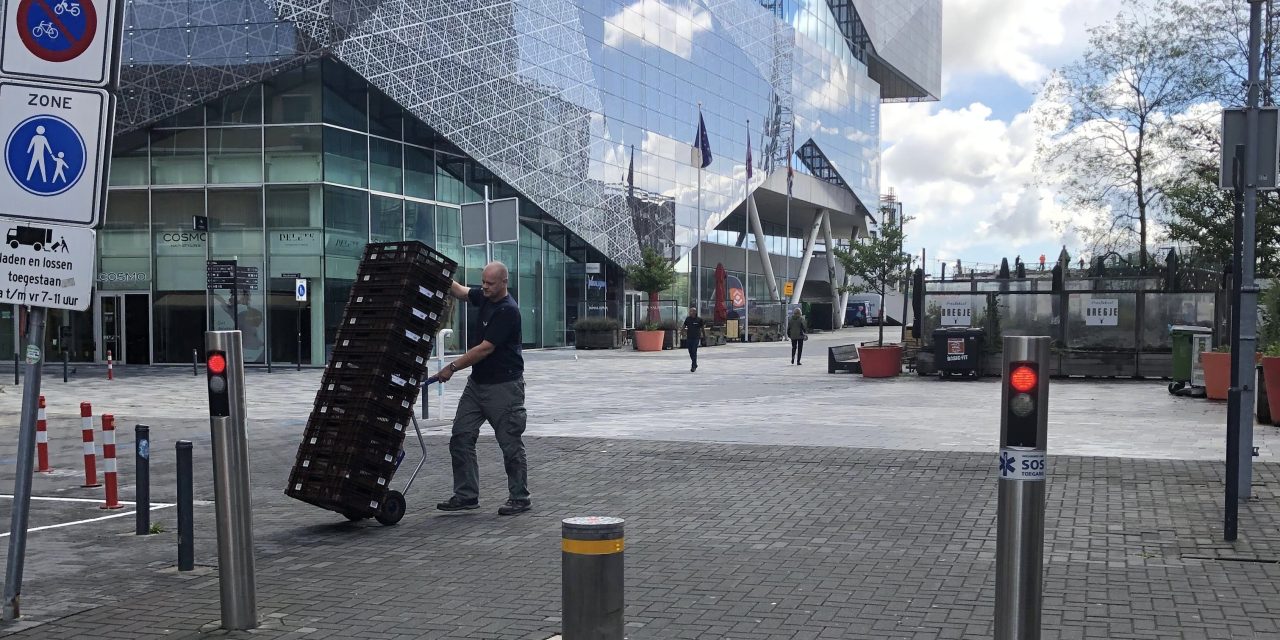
[627,144,635,199]
[745,122,752,181]
[693,112,712,168]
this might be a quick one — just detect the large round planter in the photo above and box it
[1200,351,1232,400]
[857,345,903,378]
[634,330,664,352]
[1263,356,1280,420]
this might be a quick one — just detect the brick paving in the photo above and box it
[0,327,1276,638]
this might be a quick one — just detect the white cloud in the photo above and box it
[881,99,1077,269]
[603,0,712,60]
[943,0,1124,87]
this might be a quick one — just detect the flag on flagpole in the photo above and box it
[786,131,794,197]
[745,120,752,181]
[692,110,713,168]
[627,144,635,199]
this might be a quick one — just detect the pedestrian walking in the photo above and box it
[682,306,705,372]
[787,307,808,365]
[436,261,531,516]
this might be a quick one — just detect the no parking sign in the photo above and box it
[1,0,120,86]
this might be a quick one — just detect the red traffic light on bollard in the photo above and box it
[207,350,230,417]
[1004,361,1041,447]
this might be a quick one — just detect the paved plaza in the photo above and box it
[0,327,1278,638]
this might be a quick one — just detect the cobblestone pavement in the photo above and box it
[0,327,1276,639]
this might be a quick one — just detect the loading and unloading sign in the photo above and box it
[0,221,93,310]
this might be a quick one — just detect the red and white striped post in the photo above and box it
[80,402,100,488]
[36,395,51,472]
[100,414,122,509]
[107,350,113,380]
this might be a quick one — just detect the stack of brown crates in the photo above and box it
[285,241,456,523]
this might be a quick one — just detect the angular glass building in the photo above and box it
[1,0,939,364]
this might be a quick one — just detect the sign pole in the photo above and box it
[3,306,46,620]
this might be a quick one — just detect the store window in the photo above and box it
[323,127,367,188]
[207,84,262,125]
[265,125,322,182]
[207,128,263,184]
[369,138,402,194]
[209,188,266,363]
[404,145,435,200]
[109,130,149,187]
[405,201,434,245]
[264,64,321,124]
[152,190,208,363]
[322,59,367,131]
[150,129,204,185]
[370,195,402,242]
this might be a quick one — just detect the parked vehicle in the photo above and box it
[844,301,868,327]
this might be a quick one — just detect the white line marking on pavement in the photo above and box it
[1,494,173,506]
[0,505,177,537]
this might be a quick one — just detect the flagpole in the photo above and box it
[785,123,792,305]
[697,166,702,312]
[743,118,750,341]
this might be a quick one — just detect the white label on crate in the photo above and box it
[309,437,318,444]
[395,422,405,432]
[302,459,310,467]
[384,454,393,462]
[295,483,302,491]
[414,355,425,365]
[405,330,421,342]
[369,500,379,509]
[412,308,427,320]
[418,285,432,297]
[391,374,407,386]
[377,477,387,486]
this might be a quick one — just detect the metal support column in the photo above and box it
[819,211,840,329]
[747,193,781,301]
[789,211,825,305]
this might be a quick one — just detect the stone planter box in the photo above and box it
[575,330,621,350]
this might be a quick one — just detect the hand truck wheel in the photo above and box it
[375,490,406,526]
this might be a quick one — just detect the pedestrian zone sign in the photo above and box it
[0,79,109,227]
[1,0,120,86]
[0,219,93,310]
[295,278,308,302]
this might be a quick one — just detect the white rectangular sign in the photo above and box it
[295,278,308,302]
[0,218,93,310]
[1,0,121,87]
[940,300,972,327]
[1085,298,1119,326]
[0,80,110,227]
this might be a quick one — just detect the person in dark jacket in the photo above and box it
[788,306,808,365]
[681,306,705,372]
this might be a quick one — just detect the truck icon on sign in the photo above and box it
[7,225,52,251]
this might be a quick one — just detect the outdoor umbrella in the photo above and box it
[714,263,727,323]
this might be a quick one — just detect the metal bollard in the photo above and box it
[136,425,150,535]
[193,348,198,377]
[176,440,194,571]
[62,349,68,383]
[995,336,1051,640]
[204,331,258,630]
[13,351,17,385]
[561,517,624,640]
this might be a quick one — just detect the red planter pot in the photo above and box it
[634,330,664,352]
[1263,357,1280,420]
[1200,351,1231,400]
[857,345,903,378]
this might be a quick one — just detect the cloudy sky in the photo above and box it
[881,0,1128,273]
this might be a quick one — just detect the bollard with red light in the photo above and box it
[80,402,100,488]
[995,336,1050,640]
[107,351,113,380]
[35,396,50,473]
[100,415,123,510]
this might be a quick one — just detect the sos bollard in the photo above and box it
[176,440,194,571]
[135,425,150,535]
[205,331,258,630]
[561,517,624,640]
[995,336,1051,640]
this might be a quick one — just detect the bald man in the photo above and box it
[435,261,530,515]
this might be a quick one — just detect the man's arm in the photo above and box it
[450,281,471,301]
[436,340,495,381]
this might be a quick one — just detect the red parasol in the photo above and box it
[713,263,727,323]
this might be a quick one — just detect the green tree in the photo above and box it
[1161,163,1280,276]
[833,211,911,346]
[626,246,677,327]
[1040,0,1218,267]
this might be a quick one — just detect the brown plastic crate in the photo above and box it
[330,348,430,380]
[331,324,435,358]
[285,474,387,517]
[354,261,453,291]
[339,304,445,338]
[313,384,418,420]
[363,241,457,276]
[347,280,451,306]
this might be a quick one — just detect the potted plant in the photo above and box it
[1201,344,1231,401]
[834,209,912,377]
[626,246,677,352]
[574,317,621,349]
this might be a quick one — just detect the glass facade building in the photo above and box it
[0,0,939,364]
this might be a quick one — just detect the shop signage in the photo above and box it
[1085,298,1119,326]
[941,300,972,327]
[96,270,146,283]
[0,220,93,310]
[270,229,321,255]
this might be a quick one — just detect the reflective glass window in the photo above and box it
[109,130,149,187]
[208,188,266,363]
[152,190,207,363]
[436,154,466,204]
[265,126,322,182]
[150,129,204,185]
[435,206,464,352]
[322,127,367,188]
[99,190,151,290]
[207,85,262,125]
[207,128,263,184]
[370,195,403,242]
[264,64,321,124]
[405,201,434,244]
[369,89,402,139]
[322,59,367,131]
[404,146,435,200]
[265,185,323,366]
[369,138,402,194]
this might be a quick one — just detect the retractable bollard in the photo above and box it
[80,403,100,488]
[100,415,123,509]
[107,351,113,381]
[995,336,1051,640]
[193,348,198,377]
[136,425,151,535]
[35,396,50,473]
[176,440,194,571]
[562,517,624,640]
[204,331,258,630]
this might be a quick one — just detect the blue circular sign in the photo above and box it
[296,282,307,297]
[16,0,97,62]
[4,115,86,196]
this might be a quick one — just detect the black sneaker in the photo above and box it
[498,499,531,516]
[436,496,479,511]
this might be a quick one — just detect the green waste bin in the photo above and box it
[1170,325,1212,393]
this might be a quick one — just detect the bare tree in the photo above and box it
[1040,0,1218,267]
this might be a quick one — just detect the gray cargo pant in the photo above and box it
[449,377,529,502]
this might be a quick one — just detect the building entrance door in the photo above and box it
[96,291,152,364]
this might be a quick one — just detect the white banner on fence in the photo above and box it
[941,300,972,327]
[1085,298,1119,326]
